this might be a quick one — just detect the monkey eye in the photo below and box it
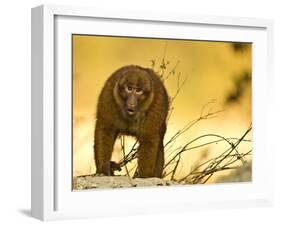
[125,86,133,93]
[135,88,143,95]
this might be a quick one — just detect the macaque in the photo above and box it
[94,65,169,178]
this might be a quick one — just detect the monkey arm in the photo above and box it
[94,121,117,176]
[137,134,161,178]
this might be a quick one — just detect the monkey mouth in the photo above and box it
[127,108,136,115]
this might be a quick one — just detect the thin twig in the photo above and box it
[120,136,135,186]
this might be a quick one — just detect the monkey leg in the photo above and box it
[154,141,164,178]
[138,136,160,178]
[94,122,117,176]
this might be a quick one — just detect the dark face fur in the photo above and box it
[114,69,153,119]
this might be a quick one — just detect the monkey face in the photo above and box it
[123,85,144,115]
[114,69,153,118]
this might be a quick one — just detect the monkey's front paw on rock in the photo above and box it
[73,176,180,190]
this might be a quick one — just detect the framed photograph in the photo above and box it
[31,4,274,221]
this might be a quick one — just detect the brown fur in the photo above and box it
[94,65,169,178]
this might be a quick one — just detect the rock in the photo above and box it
[73,175,179,190]
[215,161,252,183]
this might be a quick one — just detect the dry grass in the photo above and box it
[115,52,252,184]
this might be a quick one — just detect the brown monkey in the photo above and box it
[94,65,169,178]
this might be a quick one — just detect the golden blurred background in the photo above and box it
[72,35,252,183]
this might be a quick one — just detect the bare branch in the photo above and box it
[120,136,135,186]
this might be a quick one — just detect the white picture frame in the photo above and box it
[31,4,274,221]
